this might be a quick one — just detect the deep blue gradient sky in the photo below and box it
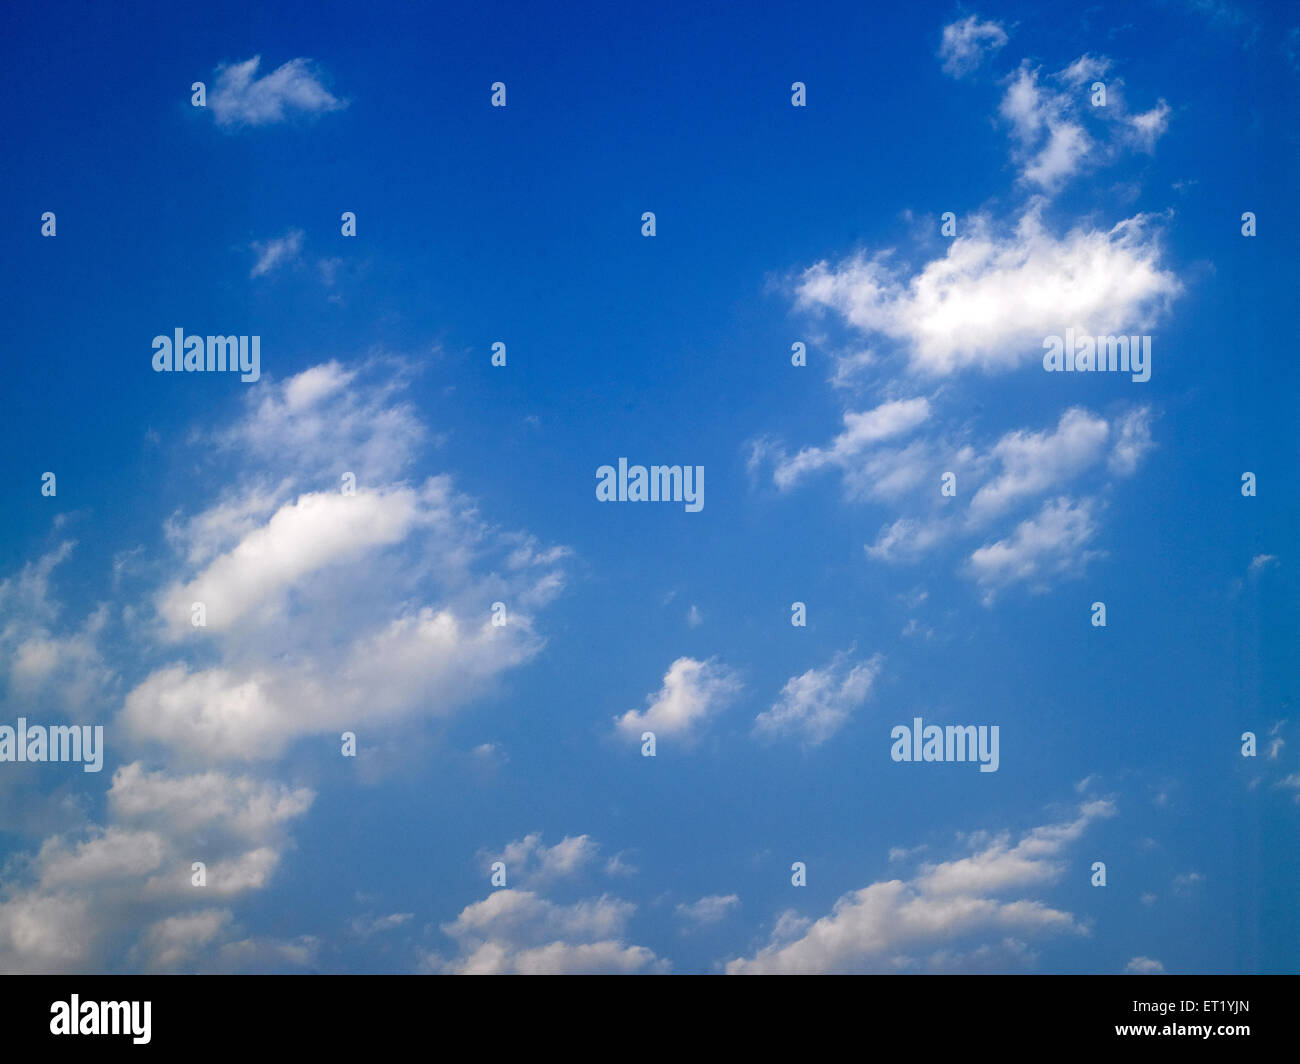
[0,0,1296,974]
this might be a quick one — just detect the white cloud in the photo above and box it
[0,892,95,974]
[772,399,931,489]
[866,517,949,563]
[1058,55,1112,89]
[209,56,345,128]
[249,229,303,278]
[1125,101,1172,152]
[156,487,422,636]
[676,894,740,926]
[754,651,883,745]
[795,206,1180,377]
[1108,407,1154,475]
[0,545,115,716]
[614,657,742,742]
[119,363,566,762]
[0,762,314,972]
[350,912,414,939]
[967,497,1102,601]
[136,910,232,971]
[996,58,1171,191]
[491,833,601,886]
[727,802,1112,973]
[431,888,666,974]
[938,16,1008,78]
[1125,956,1165,974]
[0,357,568,971]
[970,409,1111,523]
[216,360,424,484]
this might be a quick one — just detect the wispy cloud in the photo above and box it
[209,56,345,128]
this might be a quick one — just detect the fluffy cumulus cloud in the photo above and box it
[487,833,602,887]
[429,890,665,974]
[119,361,566,763]
[754,651,883,745]
[772,399,931,490]
[727,802,1115,973]
[795,206,1180,378]
[614,657,742,742]
[0,762,314,972]
[208,56,345,127]
[0,359,568,971]
[773,36,1181,606]
[426,833,664,974]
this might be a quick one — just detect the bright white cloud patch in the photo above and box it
[429,888,666,974]
[121,363,566,762]
[614,657,742,742]
[209,56,345,127]
[0,357,567,971]
[795,205,1181,377]
[727,802,1114,973]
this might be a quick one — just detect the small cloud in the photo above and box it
[1249,554,1278,574]
[1125,956,1165,974]
[686,605,703,628]
[675,894,740,927]
[938,16,1008,78]
[488,833,601,887]
[250,229,303,278]
[614,657,742,742]
[349,912,413,939]
[209,56,345,128]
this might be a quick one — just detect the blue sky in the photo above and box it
[0,0,1297,974]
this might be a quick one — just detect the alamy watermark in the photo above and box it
[1043,330,1151,383]
[0,718,104,772]
[596,459,704,512]
[890,716,999,772]
[152,328,260,382]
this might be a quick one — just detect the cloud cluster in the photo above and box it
[727,802,1115,973]
[209,57,345,128]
